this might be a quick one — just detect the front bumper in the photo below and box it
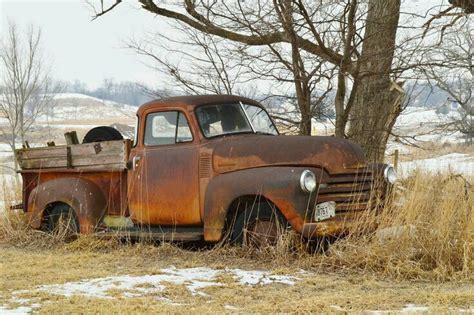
[301,212,379,238]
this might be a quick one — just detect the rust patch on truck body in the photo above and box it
[22,169,127,233]
[212,135,367,174]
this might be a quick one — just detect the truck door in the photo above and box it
[128,110,201,226]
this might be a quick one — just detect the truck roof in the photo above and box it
[137,94,263,115]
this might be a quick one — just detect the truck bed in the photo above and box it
[16,140,131,172]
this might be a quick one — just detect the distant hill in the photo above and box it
[39,93,137,125]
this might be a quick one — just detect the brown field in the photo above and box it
[1,171,473,313]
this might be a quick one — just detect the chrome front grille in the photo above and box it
[316,170,374,212]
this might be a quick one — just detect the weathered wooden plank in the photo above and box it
[16,146,67,159]
[16,140,131,170]
[19,154,127,169]
[19,151,125,164]
[72,155,126,167]
[71,163,128,171]
[18,157,67,169]
[20,154,124,167]
[70,141,127,156]
[17,141,127,160]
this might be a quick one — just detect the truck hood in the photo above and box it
[212,135,367,174]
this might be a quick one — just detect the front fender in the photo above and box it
[27,177,106,234]
[203,167,322,241]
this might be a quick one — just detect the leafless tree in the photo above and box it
[92,0,471,162]
[0,22,58,176]
[90,0,398,161]
[127,27,245,96]
[423,0,473,41]
[423,19,473,145]
[126,17,335,135]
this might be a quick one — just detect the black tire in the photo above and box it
[43,203,79,241]
[306,236,335,254]
[230,202,287,246]
[82,126,123,143]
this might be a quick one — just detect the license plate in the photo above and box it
[315,201,336,222]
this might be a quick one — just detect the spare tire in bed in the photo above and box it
[82,126,123,143]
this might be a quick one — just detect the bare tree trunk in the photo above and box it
[278,0,313,136]
[334,71,347,138]
[347,0,402,162]
[10,133,21,186]
[298,92,312,135]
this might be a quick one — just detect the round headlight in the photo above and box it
[383,166,397,184]
[300,170,317,193]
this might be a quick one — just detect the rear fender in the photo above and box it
[27,177,106,234]
[203,167,321,241]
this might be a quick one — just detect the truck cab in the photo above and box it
[17,95,396,244]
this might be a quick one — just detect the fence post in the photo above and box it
[393,149,399,171]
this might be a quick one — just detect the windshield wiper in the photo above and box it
[206,130,254,139]
[255,131,276,136]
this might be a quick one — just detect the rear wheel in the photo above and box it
[43,203,79,241]
[230,202,287,247]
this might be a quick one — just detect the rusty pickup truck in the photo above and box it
[16,95,396,244]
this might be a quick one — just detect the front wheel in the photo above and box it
[230,202,287,247]
[43,203,79,241]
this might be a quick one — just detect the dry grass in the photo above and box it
[1,240,474,313]
[1,172,473,312]
[325,171,473,280]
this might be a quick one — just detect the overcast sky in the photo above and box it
[0,0,173,88]
[1,0,449,90]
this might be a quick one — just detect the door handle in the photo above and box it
[132,156,141,170]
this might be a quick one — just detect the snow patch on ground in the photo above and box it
[31,266,299,300]
[399,153,474,177]
[3,266,300,312]
[401,304,431,313]
[51,93,100,100]
[51,93,136,111]
[32,93,137,123]
[333,304,472,314]
[0,305,34,315]
[394,107,456,130]
[231,268,296,286]
[369,304,430,314]
[37,267,221,299]
[0,301,41,315]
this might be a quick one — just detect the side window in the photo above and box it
[144,111,193,146]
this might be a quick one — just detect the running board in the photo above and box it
[95,226,204,242]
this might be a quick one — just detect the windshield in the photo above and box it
[195,103,278,138]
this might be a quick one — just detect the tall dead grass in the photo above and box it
[0,175,38,245]
[1,171,472,280]
[325,171,474,280]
